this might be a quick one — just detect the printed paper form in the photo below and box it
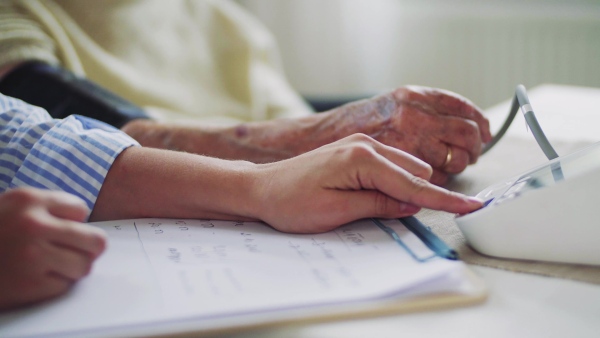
[0,218,467,337]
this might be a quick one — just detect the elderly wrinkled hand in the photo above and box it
[327,86,492,185]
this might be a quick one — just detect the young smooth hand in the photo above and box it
[92,135,482,234]
[251,133,483,233]
[0,188,107,311]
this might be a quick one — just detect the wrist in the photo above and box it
[214,159,264,221]
[241,161,279,223]
[321,94,397,141]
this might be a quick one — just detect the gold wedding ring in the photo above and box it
[443,145,453,168]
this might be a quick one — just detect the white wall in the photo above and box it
[238,0,600,109]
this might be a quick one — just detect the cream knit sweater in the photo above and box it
[0,0,312,124]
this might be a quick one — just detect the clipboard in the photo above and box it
[0,218,487,338]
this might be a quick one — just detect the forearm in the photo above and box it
[121,115,339,163]
[120,96,392,163]
[89,147,261,221]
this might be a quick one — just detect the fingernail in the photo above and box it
[401,204,421,214]
[465,196,484,206]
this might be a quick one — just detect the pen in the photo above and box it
[398,216,458,260]
[371,218,419,261]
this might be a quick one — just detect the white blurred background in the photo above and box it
[237,0,600,109]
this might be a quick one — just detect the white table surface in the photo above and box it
[220,84,600,338]
[230,266,600,338]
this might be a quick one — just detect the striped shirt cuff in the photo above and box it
[0,94,139,213]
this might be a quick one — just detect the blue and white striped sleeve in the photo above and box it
[0,94,139,211]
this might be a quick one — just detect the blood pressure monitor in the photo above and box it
[455,135,600,266]
[454,84,600,266]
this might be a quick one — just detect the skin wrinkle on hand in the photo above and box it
[326,94,396,142]
[368,94,398,141]
[374,93,395,120]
